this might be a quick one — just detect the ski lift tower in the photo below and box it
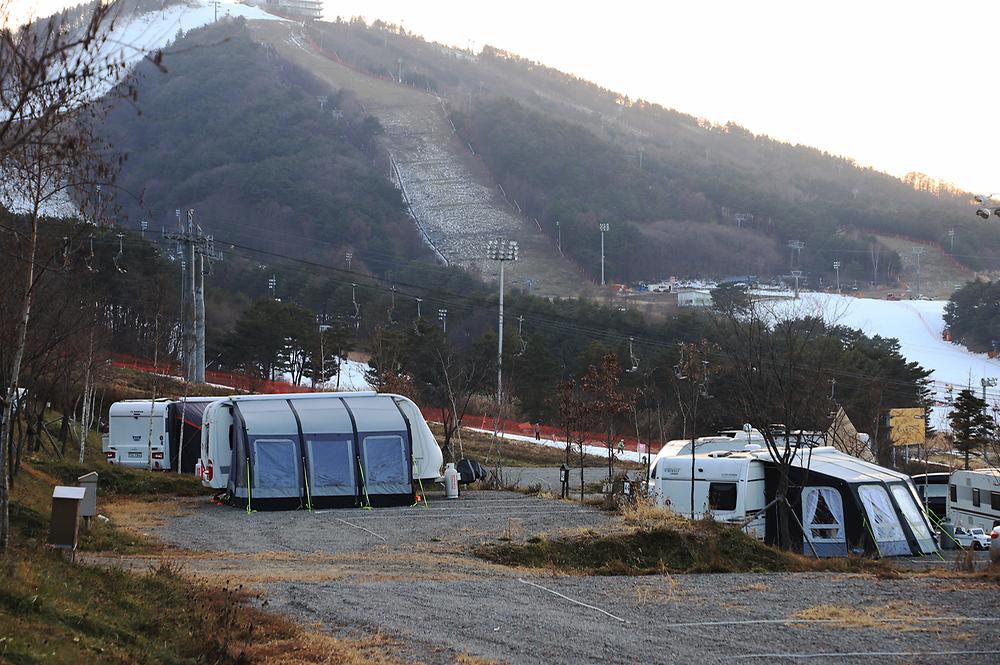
[164,209,222,383]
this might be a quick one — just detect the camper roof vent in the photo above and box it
[744,443,762,451]
[707,451,732,458]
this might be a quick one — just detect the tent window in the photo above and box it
[858,484,908,555]
[362,435,407,484]
[306,438,355,487]
[803,487,844,542]
[708,482,737,511]
[252,438,298,488]
[950,484,957,502]
[973,488,981,507]
[890,484,934,546]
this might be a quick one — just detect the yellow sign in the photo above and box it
[889,408,925,446]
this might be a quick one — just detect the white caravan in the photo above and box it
[104,399,172,469]
[197,391,444,491]
[653,450,768,538]
[948,469,1000,531]
[654,446,937,557]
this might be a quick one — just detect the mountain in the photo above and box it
[300,18,997,286]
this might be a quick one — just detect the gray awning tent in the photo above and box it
[227,395,414,511]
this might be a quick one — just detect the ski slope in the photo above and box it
[98,0,281,85]
[775,293,1000,430]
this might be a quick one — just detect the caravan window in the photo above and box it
[992,492,1000,511]
[950,484,957,502]
[973,488,981,507]
[708,483,737,511]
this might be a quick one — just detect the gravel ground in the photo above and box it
[131,490,1000,664]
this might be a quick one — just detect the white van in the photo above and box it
[104,399,171,469]
[948,468,1000,532]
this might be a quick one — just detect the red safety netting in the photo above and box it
[113,354,661,453]
[111,354,315,395]
[417,407,662,456]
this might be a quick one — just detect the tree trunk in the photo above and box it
[579,443,584,502]
[775,470,793,550]
[0,215,38,551]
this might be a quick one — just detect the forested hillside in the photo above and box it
[101,19,428,278]
[310,18,998,283]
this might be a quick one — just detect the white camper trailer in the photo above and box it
[654,446,937,557]
[104,399,172,468]
[948,468,1000,531]
[198,392,444,509]
[654,451,768,538]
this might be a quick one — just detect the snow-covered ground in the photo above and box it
[98,0,281,85]
[467,427,644,463]
[280,358,373,392]
[772,293,1000,431]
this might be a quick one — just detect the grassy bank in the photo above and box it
[1,427,397,664]
[475,503,882,575]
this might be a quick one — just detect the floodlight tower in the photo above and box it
[791,270,803,299]
[599,223,610,286]
[437,308,447,333]
[487,239,519,406]
[833,261,841,293]
[912,247,925,297]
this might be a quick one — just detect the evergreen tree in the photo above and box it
[948,389,994,470]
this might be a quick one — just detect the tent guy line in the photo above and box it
[516,578,627,624]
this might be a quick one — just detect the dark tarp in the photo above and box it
[167,400,211,474]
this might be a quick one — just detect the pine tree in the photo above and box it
[948,389,994,470]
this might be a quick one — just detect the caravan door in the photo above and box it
[801,486,848,557]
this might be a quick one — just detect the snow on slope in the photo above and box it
[95,0,281,95]
[774,293,1000,430]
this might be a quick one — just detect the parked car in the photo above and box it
[886,293,900,301]
[990,526,1000,563]
[954,526,991,550]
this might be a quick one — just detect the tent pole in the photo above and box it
[357,455,372,510]
[786,498,820,559]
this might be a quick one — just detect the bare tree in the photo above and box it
[714,301,838,550]
[0,1,136,551]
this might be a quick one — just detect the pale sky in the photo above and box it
[8,0,999,193]
[326,0,1000,195]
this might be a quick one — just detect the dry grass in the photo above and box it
[791,601,936,630]
[454,655,505,665]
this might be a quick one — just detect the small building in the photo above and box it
[263,0,322,20]
[676,289,712,307]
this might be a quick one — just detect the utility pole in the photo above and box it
[948,228,955,253]
[415,297,422,319]
[791,270,803,299]
[211,0,220,21]
[982,377,996,402]
[833,261,841,293]
[912,247,925,297]
[787,239,804,272]
[555,220,562,256]
[599,223,610,286]
[488,239,519,407]
[164,208,222,384]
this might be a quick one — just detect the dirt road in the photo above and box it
[98,491,1000,664]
